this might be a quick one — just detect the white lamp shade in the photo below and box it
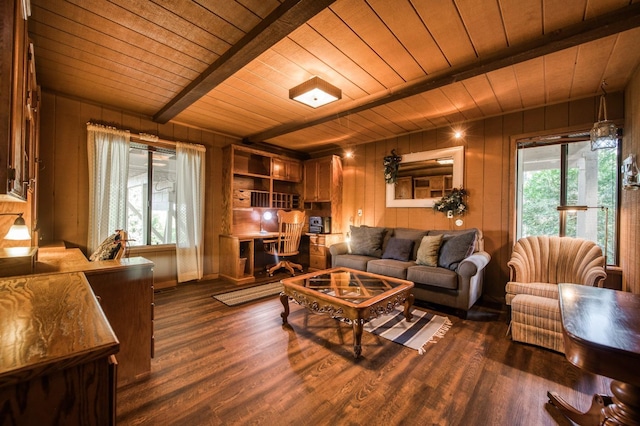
[5,223,31,240]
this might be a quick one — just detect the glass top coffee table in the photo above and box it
[280,267,414,358]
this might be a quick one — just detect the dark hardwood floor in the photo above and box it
[116,275,610,425]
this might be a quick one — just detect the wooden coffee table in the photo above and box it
[280,267,414,358]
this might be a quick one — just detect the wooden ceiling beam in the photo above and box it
[153,0,336,124]
[244,2,640,144]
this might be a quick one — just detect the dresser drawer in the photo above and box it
[310,255,327,270]
[233,189,251,207]
[309,244,326,256]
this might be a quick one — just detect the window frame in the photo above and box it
[127,142,177,247]
[511,128,621,267]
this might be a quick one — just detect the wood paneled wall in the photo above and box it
[37,88,635,298]
[339,93,626,300]
[622,65,640,294]
[37,91,238,279]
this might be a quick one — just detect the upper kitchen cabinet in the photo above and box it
[0,0,39,201]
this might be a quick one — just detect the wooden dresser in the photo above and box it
[36,247,155,387]
[0,272,119,425]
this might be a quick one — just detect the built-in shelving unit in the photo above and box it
[221,144,303,236]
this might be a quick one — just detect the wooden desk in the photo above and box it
[548,283,640,425]
[36,247,155,387]
[0,246,38,277]
[0,272,119,425]
[219,232,278,284]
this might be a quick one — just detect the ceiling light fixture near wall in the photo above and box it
[289,77,341,108]
[590,81,618,151]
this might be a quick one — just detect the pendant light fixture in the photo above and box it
[590,81,618,151]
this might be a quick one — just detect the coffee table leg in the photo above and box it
[280,293,290,324]
[404,293,415,322]
[352,321,363,358]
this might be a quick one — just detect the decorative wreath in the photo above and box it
[433,187,468,216]
[383,149,402,184]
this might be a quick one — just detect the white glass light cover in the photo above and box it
[289,77,341,108]
[4,216,31,240]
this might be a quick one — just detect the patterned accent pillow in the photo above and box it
[89,231,123,261]
[416,234,444,267]
[381,238,414,261]
[349,225,386,257]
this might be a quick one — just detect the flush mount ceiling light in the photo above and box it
[590,81,618,151]
[289,77,341,108]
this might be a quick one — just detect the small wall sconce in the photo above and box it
[1,213,31,240]
[622,154,640,190]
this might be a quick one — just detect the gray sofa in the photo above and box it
[329,226,491,318]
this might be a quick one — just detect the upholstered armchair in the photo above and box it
[506,235,606,353]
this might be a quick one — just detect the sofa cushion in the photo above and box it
[367,259,414,280]
[333,254,377,271]
[393,228,429,260]
[416,234,443,267]
[407,265,458,290]
[349,225,387,257]
[505,282,560,305]
[381,237,414,261]
[438,231,477,270]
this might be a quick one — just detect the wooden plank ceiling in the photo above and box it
[29,0,640,153]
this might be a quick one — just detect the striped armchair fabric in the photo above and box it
[506,235,606,353]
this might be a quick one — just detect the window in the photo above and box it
[516,132,618,265]
[127,143,177,246]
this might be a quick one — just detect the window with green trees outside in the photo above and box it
[516,133,618,266]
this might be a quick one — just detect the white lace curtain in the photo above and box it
[176,142,206,282]
[87,123,130,254]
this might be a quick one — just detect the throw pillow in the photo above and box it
[438,231,477,270]
[393,228,429,260]
[416,234,444,267]
[381,238,414,261]
[89,231,123,261]
[349,225,386,257]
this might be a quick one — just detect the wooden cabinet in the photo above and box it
[304,155,343,233]
[221,144,303,235]
[85,259,155,386]
[272,157,302,182]
[308,233,343,271]
[36,249,155,387]
[0,272,119,425]
[304,156,335,202]
[0,0,39,201]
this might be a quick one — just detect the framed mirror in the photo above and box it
[386,146,464,207]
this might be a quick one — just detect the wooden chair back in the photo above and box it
[269,210,306,256]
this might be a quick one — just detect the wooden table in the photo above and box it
[548,283,640,425]
[280,267,414,358]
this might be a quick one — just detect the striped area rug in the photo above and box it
[213,282,283,306]
[364,307,452,355]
